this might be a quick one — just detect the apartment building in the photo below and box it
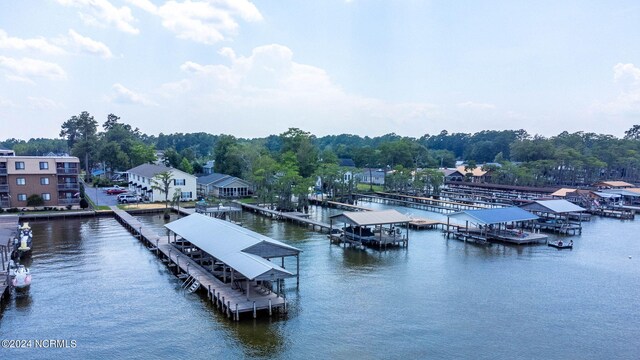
[0,155,81,209]
[127,163,196,202]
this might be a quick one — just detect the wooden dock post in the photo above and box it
[236,304,239,321]
[208,285,211,300]
[227,301,231,318]
[268,299,272,316]
[253,301,256,318]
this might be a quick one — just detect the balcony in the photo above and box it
[57,168,79,174]
[0,184,8,192]
[58,183,80,190]
[58,198,80,205]
[0,200,9,207]
[0,168,7,175]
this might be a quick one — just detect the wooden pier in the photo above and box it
[239,203,333,232]
[111,207,289,321]
[588,208,635,220]
[0,215,19,302]
[360,192,488,214]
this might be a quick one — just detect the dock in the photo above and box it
[239,203,332,232]
[0,215,19,302]
[360,192,488,214]
[111,207,290,320]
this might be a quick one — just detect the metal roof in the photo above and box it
[330,209,410,226]
[165,213,301,281]
[602,189,640,197]
[448,207,539,225]
[550,188,577,197]
[127,163,193,179]
[593,191,621,199]
[519,200,586,214]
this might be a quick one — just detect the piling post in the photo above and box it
[222,296,225,311]
[236,304,239,321]
[253,301,257,318]
[155,239,159,255]
[227,301,231,318]
[208,285,211,300]
[269,299,272,316]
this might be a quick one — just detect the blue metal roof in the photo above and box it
[448,207,538,225]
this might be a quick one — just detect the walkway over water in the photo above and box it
[0,215,18,301]
[110,206,291,320]
[361,192,489,213]
[239,203,333,232]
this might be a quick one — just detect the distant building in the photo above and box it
[202,160,215,175]
[0,148,15,156]
[0,155,80,208]
[359,168,386,185]
[126,164,196,202]
[197,173,252,198]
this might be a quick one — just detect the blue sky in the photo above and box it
[1,0,640,140]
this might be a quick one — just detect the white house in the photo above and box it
[127,163,196,202]
[197,173,252,198]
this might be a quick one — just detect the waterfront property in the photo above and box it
[0,155,80,209]
[519,200,585,235]
[126,163,196,202]
[197,173,252,199]
[329,209,411,249]
[165,213,302,314]
[446,207,547,244]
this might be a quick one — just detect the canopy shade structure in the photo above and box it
[448,207,538,225]
[519,200,586,214]
[165,213,301,281]
[329,209,410,226]
[593,191,622,199]
[550,188,577,197]
[602,189,640,197]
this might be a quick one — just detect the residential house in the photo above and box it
[127,164,196,202]
[197,173,252,198]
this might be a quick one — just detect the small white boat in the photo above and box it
[11,262,32,289]
[13,222,33,257]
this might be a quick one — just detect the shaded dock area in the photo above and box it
[111,207,299,320]
[329,210,411,249]
[447,207,547,245]
[0,215,19,302]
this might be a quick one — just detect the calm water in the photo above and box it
[0,202,639,359]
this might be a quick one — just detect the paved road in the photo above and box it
[83,184,121,207]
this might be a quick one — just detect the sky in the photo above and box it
[1,0,640,140]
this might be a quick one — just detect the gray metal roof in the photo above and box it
[519,200,586,214]
[165,213,300,281]
[330,209,410,226]
[448,207,539,225]
[127,163,193,179]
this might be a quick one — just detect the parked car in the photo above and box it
[106,188,128,195]
[117,194,140,203]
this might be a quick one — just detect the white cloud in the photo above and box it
[591,63,640,117]
[159,44,438,136]
[0,56,67,81]
[613,63,640,82]
[28,96,63,110]
[128,0,263,44]
[457,101,496,110]
[0,29,66,55]
[68,29,113,58]
[57,0,139,34]
[0,96,16,107]
[111,83,157,106]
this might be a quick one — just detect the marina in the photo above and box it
[0,203,638,359]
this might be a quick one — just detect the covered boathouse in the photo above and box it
[446,207,548,244]
[329,209,411,249]
[164,213,301,319]
[519,199,586,235]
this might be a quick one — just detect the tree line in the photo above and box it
[3,111,640,207]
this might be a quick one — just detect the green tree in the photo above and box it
[61,111,98,181]
[27,194,44,207]
[152,171,173,209]
[179,157,194,174]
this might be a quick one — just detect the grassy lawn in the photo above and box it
[356,183,384,192]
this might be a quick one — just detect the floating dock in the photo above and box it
[111,207,291,321]
[240,202,332,232]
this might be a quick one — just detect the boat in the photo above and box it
[9,260,32,289]
[343,226,376,242]
[13,222,33,258]
[548,240,573,249]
